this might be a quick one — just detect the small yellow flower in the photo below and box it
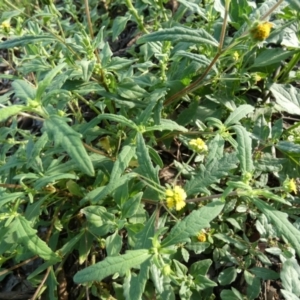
[283,178,297,194]
[189,138,208,154]
[197,231,207,242]
[233,51,239,61]
[165,185,187,211]
[0,21,10,34]
[250,22,273,41]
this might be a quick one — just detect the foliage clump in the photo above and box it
[0,0,300,299]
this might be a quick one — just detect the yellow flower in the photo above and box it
[189,138,208,154]
[1,21,10,33]
[250,22,273,41]
[197,231,206,242]
[165,185,187,211]
[283,178,297,194]
[233,51,239,61]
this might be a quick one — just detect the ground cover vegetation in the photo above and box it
[0,0,300,299]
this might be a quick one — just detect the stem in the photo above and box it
[163,0,230,107]
[163,0,284,107]
[31,267,51,300]
[173,152,196,186]
[125,0,149,34]
[83,0,94,39]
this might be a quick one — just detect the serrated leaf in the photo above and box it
[44,115,94,176]
[14,216,59,262]
[58,231,85,257]
[0,35,55,49]
[161,201,224,247]
[91,145,136,202]
[12,80,36,102]
[134,211,156,250]
[122,192,143,219]
[33,173,78,190]
[0,105,26,122]
[0,192,25,208]
[138,26,219,47]
[145,119,188,132]
[270,83,300,115]
[281,259,300,296]
[185,153,238,196]
[276,141,300,157]
[175,51,215,70]
[281,289,300,300]
[125,260,150,300]
[231,125,253,173]
[224,104,254,126]
[135,132,159,184]
[85,114,138,131]
[37,63,66,102]
[253,198,300,257]
[250,49,295,68]
[73,249,151,283]
[177,0,206,17]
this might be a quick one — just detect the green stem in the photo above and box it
[173,152,196,186]
[125,0,149,34]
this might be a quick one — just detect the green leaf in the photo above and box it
[224,104,254,126]
[12,80,36,102]
[134,210,156,250]
[161,201,224,247]
[190,259,212,277]
[106,231,122,256]
[281,259,300,296]
[185,153,238,196]
[252,115,270,143]
[253,198,300,257]
[220,288,244,300]
[245,270,261,300]
[44,115,95,176]
[177,0,206,17]
[175,51,215,70]
[281,290,300,300]
[33,173,78,190]
[0,105,26,122]
[87,114,138,131]
[135,132,160,184]
[138,26,219,47]
[250,49,296,69]
[90,145,136,202]
[194,274,218,289]
[125,260,150,300]
[14,216,60,262]
[231,125,253,173]
[112,15,131,41]
[0,192,25,208]
[249,267,279,280]
[0,35,55,49]
[276,141,300,157]
[218,267,237,285]
[270,83,300,115]
[58,231,85,257]
[36,63,66,102]
[145,119,188,132]
[121,192,143,219]
[73,249,151,283]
